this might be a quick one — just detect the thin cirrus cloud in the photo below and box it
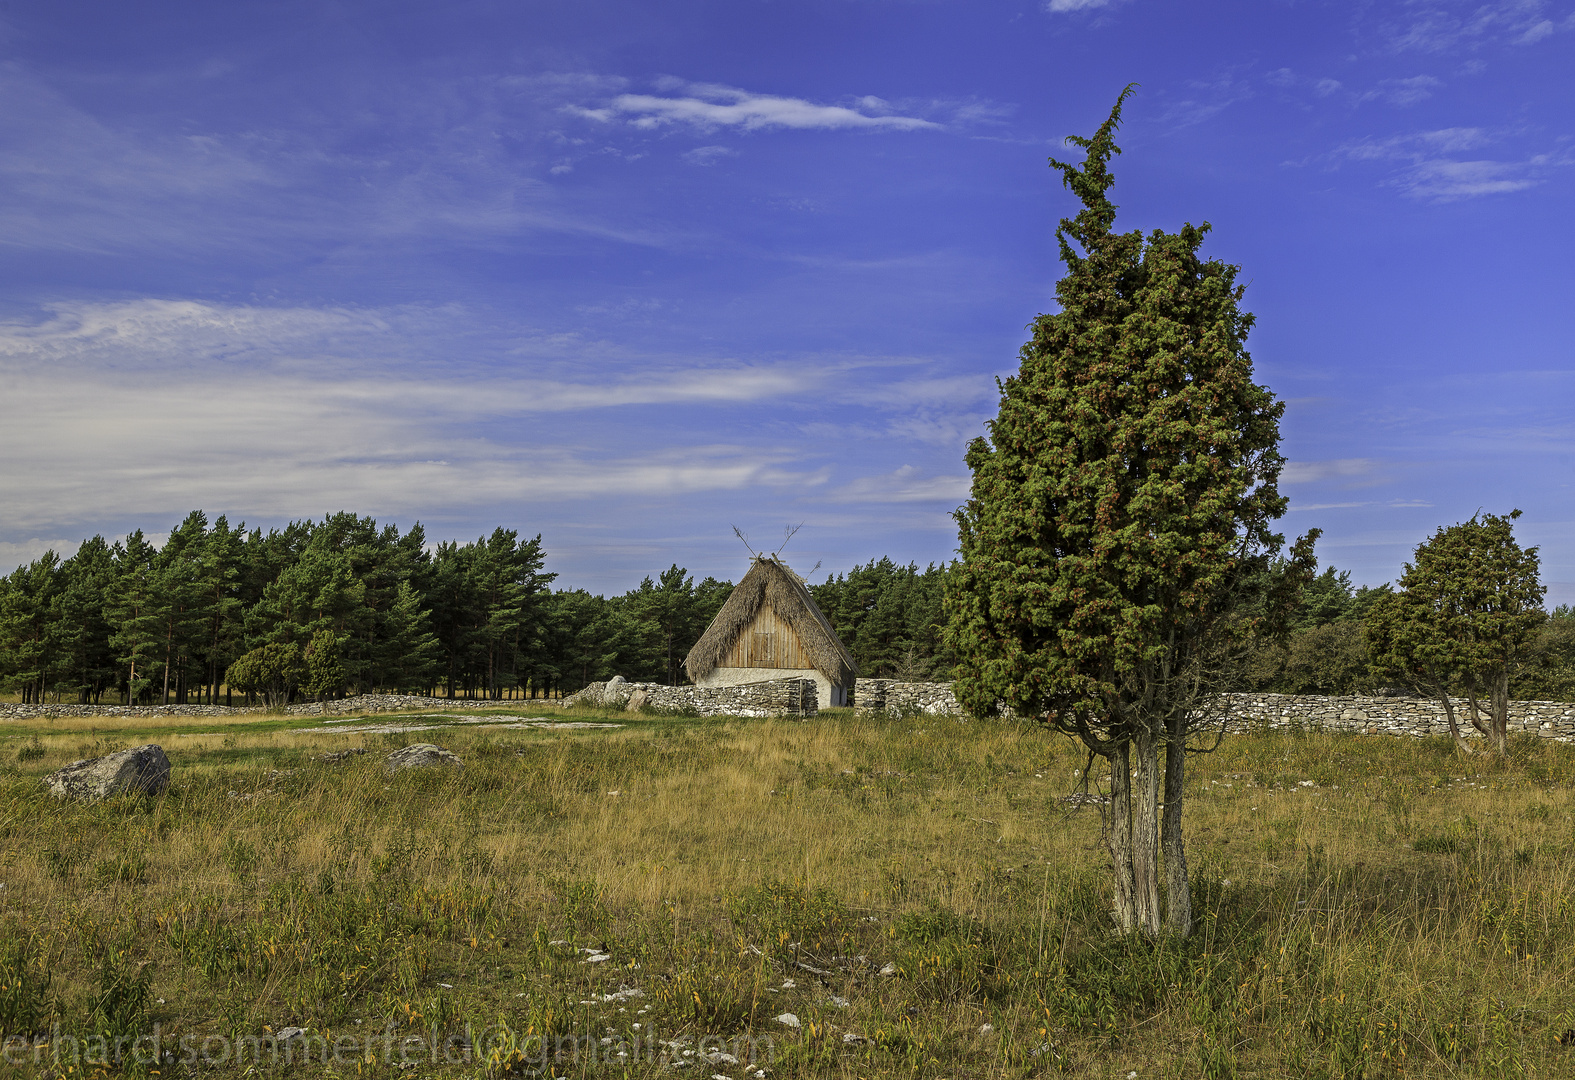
[1282,459,1378,484]
[0,355,833,536]
[1044,0,1116,12]
[0,298,974,542]
[1337,127,1565,200]
[1390,1,1571,52]
[829,465,970,504]
[568,81,941,132]
[1364,75,1444,106]
[0,64,683,259]
[682,145,738,166]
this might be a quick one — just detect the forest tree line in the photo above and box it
[0,512,955,705]
[1,510,1570,705]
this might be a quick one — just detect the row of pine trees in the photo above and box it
[14,509,1557,707]
[0,512,960,705]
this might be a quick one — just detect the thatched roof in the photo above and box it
[685,555,858,687]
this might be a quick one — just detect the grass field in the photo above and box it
[1,705,1573,1079]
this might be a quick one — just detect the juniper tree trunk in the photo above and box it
[1105,741,1138,934]
[1464,684,1491,738]
[1132,727,1163,937]
[1430,668,1475,755]
[1490,671,1510,755]
[1162,710,1193,936]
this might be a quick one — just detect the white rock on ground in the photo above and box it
[42,745,171,800]
[775,1013,800,1028]
[384,744,463,772]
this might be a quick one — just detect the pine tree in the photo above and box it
[106,532,161,705]
[0,552,59,703]
[380,580,442,693]
[945,88,1311,937]
[48,538,118,703]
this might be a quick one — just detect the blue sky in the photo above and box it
[1,0,1570,602]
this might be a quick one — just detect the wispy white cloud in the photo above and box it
[0,299,977,539]
[1364,74,1444,106]
[570,81,940,133]
[1283,458,1379,484]
[1045,0,1116,12]
[885,412,991,447]
[0,64,681,260]
[850,374,998,410]
[829,466,970,504]
[1159,72,1254,127]
[1391,0,1567,53]
[682,145,738,165]
[1287,499,1435,512]
[0,538,85,571]
[1337,127,1567,200]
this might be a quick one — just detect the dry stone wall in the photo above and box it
[1216,693,1575,742]
[570,677,819,717]
[0,694,555,722]
[852,678,963,716]
[0,702,256,720]
[284,694,532,717]
[853,679,1575,743]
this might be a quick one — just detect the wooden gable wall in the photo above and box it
[716,605,816,670]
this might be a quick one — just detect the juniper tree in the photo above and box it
[1368,511,1544,755]
[945,87,1311,937]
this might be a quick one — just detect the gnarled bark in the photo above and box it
[1104,741,1137,934]
[1162,711,1193,936]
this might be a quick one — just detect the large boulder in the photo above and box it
[599,675,632,709]
[385,744,463,772]
[43,745,171,801]
[568,675,631,709]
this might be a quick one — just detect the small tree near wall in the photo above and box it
[1369,511,1544,755]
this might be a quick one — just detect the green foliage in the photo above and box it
[943,88,1310,937]
[300,628,345,699]
[1511,612,1575,701]
[725,879,849,960]
[0,924,55,1036]
[224,641,305,706]
[381,579,442,692]
[1368,511,1544,750]
[85,946,154,1057]
[811,558,955,679]
[1236,573,1393,695]
[944,87,1300,727]
[616,564,730,685]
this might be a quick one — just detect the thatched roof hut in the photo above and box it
[684,555,857,705]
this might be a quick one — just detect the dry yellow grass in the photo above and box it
[0,708,1573,1078]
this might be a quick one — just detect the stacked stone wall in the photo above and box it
[853,679,1575,743]
[1215,693,1575,742]
[0,693,556,722]
[569,677,819,717]
[284,694,543,716]
[0,702,260,720]
[853,678,963,716]
[643,678,818,718]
